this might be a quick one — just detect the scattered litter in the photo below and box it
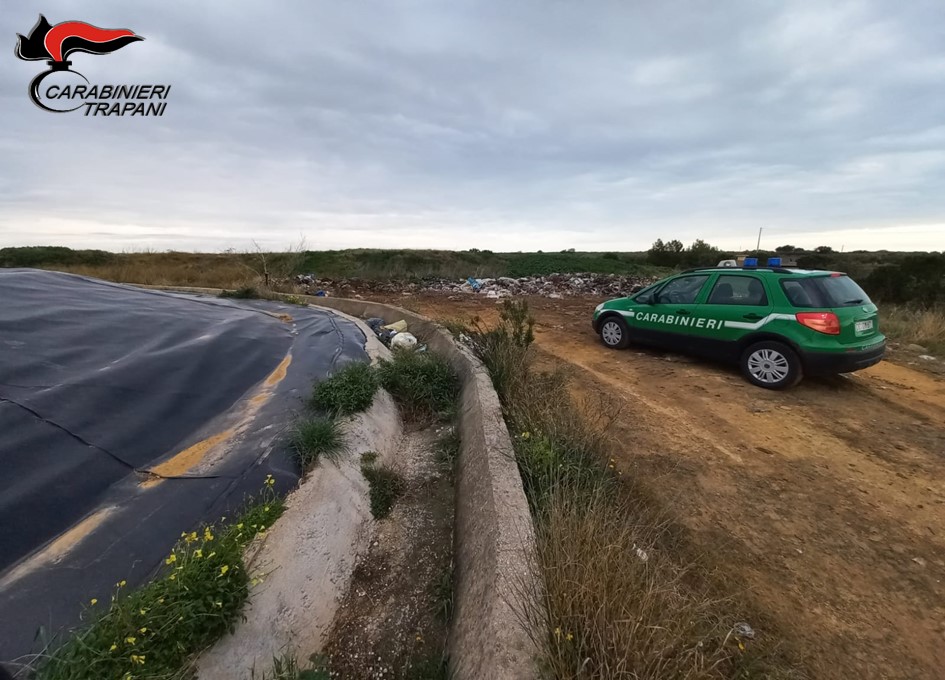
[382,320,408,333]
[390,332,418,350]
[315,290,328,297]
[918,355,936,361]
[365,318,385,332]
[733,622,755,639]
[632,544,649,562]
[294,272,656,299]
[913,556,927,567]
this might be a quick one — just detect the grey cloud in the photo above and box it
[1,0,943,252]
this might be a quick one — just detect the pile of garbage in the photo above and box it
[294,272,653,298]
[364,317,425,351]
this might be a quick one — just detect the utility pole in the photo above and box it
[756,227,763,251]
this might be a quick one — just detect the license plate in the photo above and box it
[855,320,874,333]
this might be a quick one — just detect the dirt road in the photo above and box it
[376,292,945,680]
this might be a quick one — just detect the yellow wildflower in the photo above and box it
[236,523,244,530]
[109,644,118,652]
[90,598,98,606]
[139,627,148,634]
[130,654,145,665]
[169,574,176,581]
[125,636,136,645]
[185,531,197,543]
[204,528,214,542]
[118,580,127,588]
[220,565,230,576]
[521,431,531,440]
[566,632,574,641]
[554,627,561,640]
[194,549,203,558]
[165,553,177,565]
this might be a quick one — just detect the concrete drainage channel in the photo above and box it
[141,288,539,680]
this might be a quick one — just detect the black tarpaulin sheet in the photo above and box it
[0,270,368,661]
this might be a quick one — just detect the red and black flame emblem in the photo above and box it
[14,14,143,112]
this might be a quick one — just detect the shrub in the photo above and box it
[310,362,378,416]
[291,417,345,469]
[220,286,261,299]
[37,482,285,680]
[377,351,459,423]
[360,453,404,520]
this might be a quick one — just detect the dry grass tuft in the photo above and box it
[881,304,945,354]
[464,300,803,680]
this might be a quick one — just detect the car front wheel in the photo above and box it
[740,341,803,389]
[598,316,631,349]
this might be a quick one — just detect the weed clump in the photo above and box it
[310,361,378,416]
[220,286,261,299]
[377,350,459,423]
[360,452,404,520]
[37,480,285,680]
[291,417,346,469]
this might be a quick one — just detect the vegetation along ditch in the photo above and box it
[457,300,806,680]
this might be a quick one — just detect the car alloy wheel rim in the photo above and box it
[601,320,622,345]
[747,349,789,383]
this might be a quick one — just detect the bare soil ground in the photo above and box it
[373,292,945,680]
[324,425,453,679]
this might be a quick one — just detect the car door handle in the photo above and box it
[743,313,764,320]
[675,309,690,315]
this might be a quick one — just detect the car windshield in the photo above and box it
[781,275,872,308]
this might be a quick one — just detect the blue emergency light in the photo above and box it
[767,257,782,267]
[743,257,758,267]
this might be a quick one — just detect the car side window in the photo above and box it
[654,275,710,304]
[708,275,768,306]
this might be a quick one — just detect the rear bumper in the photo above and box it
[800,341,886,375]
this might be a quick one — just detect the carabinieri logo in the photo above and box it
[14,14,170,116]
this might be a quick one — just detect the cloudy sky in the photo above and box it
[2,0,943,253]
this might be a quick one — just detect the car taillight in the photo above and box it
[796,312,840,335]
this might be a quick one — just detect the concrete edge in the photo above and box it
[134,286,540,679]
[301,297,540,680]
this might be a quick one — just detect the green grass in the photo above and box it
[291,417,346,469]
[36,481,286,680]
[435,429,461,484]
[377,350,459,423]
[254,653,330,680]
[360,452,405,520]
[310,361,378,416]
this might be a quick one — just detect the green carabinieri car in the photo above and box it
[592,266,886,389]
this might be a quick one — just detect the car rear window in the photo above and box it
[781,275,872,308]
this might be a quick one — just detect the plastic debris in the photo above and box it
[390,332,418,350]
[365,317,385,332]
[294,272,656,299]
[733,622,755,639]
[382,320,408,332]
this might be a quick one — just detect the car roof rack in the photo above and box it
[682,266,797,275]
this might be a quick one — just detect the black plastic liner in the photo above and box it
[0,270,368,661]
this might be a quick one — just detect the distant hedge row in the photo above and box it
[0,246,115,267]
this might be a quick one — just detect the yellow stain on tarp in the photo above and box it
[140,353,293,489]
[0,507,115,590]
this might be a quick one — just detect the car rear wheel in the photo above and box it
[741,341,802,389]
[599,316,631,349]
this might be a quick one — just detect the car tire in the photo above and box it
[598,315,631,349]
[740,341,803,390]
